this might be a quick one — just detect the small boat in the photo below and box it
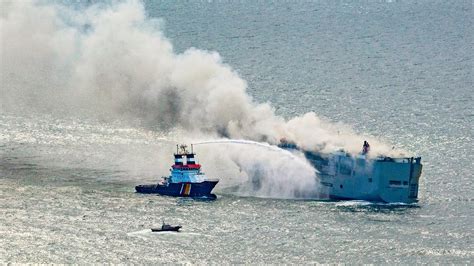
[151,222,182,232]
[136,144,219,199]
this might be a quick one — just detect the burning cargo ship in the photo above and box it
[279,140,422,203]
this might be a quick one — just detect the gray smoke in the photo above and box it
[193,139,320,199]
[1,1,405,198]
[0,0,401,156]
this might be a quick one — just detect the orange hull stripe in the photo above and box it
[184,184,191,196]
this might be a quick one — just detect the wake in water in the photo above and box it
[127,229,214,239]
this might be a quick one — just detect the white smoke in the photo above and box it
[0,0,404,198]
[0,0,400,155]
[193,139,320,199]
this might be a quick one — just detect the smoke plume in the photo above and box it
[1,1,403,198]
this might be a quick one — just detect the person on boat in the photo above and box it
[362,141,370,154]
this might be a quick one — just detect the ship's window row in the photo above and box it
[388,180,409,186]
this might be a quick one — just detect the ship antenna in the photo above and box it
[176,144,178,154]
[191,144,194,154]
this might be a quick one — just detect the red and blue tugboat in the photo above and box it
[135,144,219,200]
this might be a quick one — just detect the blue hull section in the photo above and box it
[135,181,218,199]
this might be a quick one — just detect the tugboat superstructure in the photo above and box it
[135,144,219,199]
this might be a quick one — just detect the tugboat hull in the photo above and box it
[136,181,218,199]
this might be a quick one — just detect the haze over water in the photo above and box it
[1,0,472,263]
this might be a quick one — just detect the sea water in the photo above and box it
[1,0,472,263]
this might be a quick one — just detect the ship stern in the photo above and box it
[375,157,422,203]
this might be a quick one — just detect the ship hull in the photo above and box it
[135,181,218,199]
[280,143,422,204]
[317,157,422,204]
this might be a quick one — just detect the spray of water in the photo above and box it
[194,139,307,163]
[193,139,319,199]
[1,1,404,198]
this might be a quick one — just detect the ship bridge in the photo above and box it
[170,145,207,183]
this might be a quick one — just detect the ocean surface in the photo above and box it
[1,0,472,263]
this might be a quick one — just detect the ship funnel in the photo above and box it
[187,153,196,165]
[174,154,183,165]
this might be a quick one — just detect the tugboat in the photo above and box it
[279,139,423,204]
[151,222,182,232]
[135,144,219,200]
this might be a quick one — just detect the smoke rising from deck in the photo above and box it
[194,139,319,199]
[192,139,319,199]
[1,1,402,198]
[0,0,400,156]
